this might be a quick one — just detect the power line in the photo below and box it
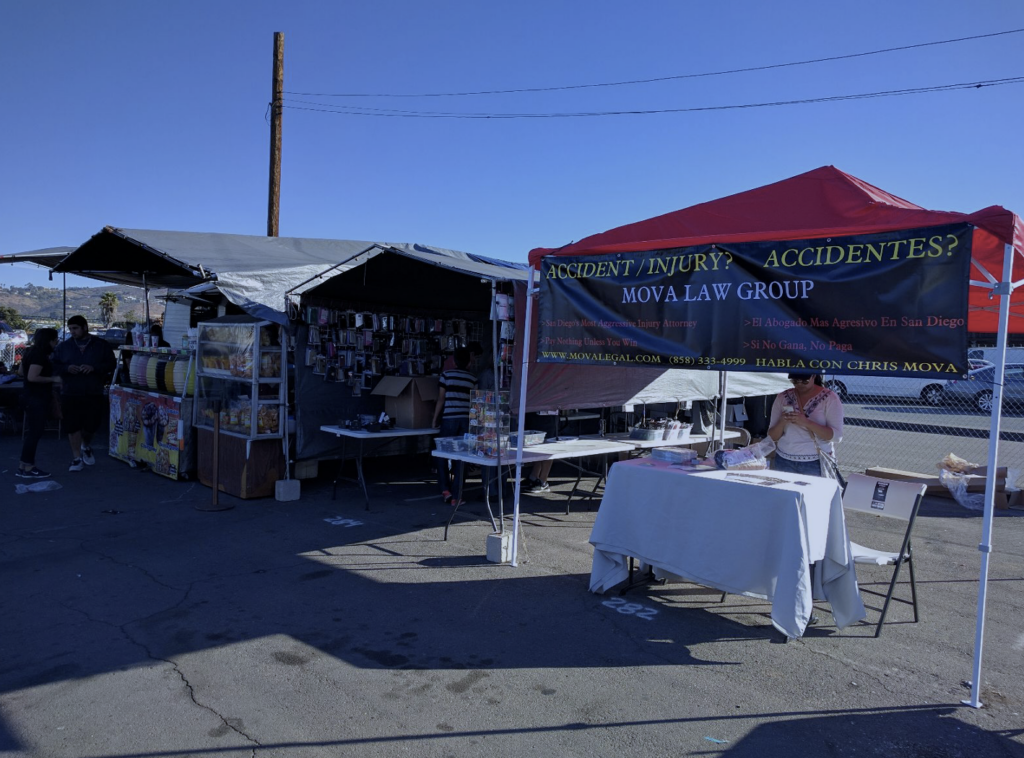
[284,28,1024,99]
[280,76,1024,119]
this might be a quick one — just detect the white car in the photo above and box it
[823,373,949,406]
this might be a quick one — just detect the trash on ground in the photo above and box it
[15,481,63,494]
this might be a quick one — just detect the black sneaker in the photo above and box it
[16,467,51,479]
[69,458,84,472]
[528,481,550,493]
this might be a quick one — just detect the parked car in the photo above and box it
[967,347,1024,365]
[941,363,1024,412]
[96,327,128,348]
[822,372,949,406]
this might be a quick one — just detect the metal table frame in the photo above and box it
[320,425,437,510]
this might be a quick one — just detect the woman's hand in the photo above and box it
[783,410,811,429]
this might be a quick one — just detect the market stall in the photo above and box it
[52,228,536,494]
[49,229,389,491]
[288,245,527,464]
[520,165,1024,704]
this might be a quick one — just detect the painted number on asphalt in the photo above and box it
[602,597,658,620]
[324,517,363,527]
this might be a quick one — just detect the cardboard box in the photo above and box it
[371,376,439,429]
[864,467,1005,496]
[967,465,1008,479]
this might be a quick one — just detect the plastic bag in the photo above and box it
[939,467,1020,511]
[938,469,984,511]
[15,480,63,494]
[714,447,768,470]
[713,437,775,470]
[748,438,776,457]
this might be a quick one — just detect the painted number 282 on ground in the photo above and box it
[602,597,658,620]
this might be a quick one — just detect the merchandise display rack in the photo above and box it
[108,342,197,480]
[194,319,287,440]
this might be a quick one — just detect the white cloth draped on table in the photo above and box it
[589,461,866,639]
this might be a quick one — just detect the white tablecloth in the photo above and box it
[589,459,865,638]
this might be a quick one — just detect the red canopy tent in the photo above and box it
[514,167,1023,708]
[528,165,1024,333]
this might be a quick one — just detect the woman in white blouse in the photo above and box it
[767,371,844,476]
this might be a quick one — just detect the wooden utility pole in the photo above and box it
[268,32,284,237]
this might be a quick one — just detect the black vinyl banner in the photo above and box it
[538,224,972,378]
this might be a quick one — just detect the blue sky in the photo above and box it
[2,1,1022,289]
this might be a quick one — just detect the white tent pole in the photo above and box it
[143,273,151,327]
[964,241,1016,708]
[491,279,503,528]
[511,268,537,567]
[718,371,729,448]
[281,305,291,481]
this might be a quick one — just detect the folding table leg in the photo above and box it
[619,556,659,595]
[566,461,585,515]
[443,501,464,541]
[443,462,498,540]
[587,455,611,502]
[482,469,498,532]
[331,437,348,501]
[355,443,371,511]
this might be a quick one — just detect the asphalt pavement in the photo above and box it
[2,429,1023,758]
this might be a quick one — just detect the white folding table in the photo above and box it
[320,425,437,509]
[589,459,866,639]
[432,437,635,534]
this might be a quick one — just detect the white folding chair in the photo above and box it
[724,426,751,449]
[842,473,927,637]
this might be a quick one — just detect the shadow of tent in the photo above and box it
[716,706,1019,756]
[0,495,754,723]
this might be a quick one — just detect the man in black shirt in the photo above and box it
[52,315,116,472]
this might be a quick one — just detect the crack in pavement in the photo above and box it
[11,526,276,756]
[58,598,262,754]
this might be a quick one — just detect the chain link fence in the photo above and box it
[824,370,1024,490]
[1,342,26,371]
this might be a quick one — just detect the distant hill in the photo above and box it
[0,283,165,327]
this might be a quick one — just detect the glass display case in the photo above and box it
[468,390,511,457]
[194,317,286,440]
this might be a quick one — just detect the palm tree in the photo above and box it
[99,292,119,327]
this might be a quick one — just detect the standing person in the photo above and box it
[432,347,477,505]
[52,315,116,472]
[17,328,61,478]
[767,371,844,476]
